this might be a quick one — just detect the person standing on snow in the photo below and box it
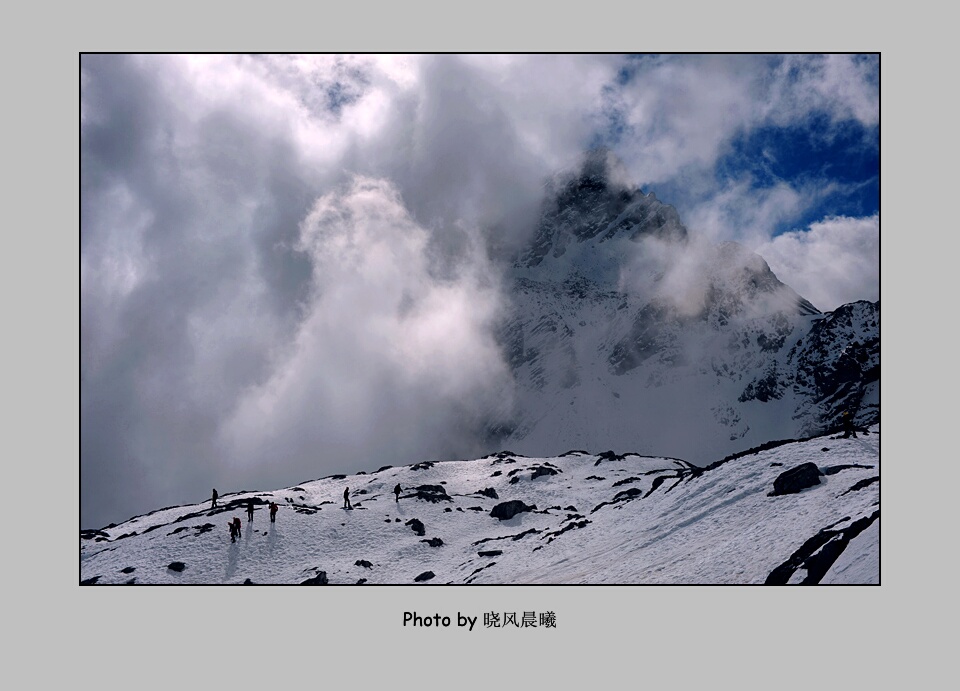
[246,499,255,522]
[228,516,241,542]
[841,411,858,439]
[393,484,402,503]
[211,488,218,509]
[343,487,352,509]
[269,502,278,523]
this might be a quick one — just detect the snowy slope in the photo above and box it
[80,425,879,585]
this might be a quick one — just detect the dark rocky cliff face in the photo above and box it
[516,148,688,270]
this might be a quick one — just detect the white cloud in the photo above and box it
[755,214,880,311]
[81,54,878,528]
[220,176,514,482]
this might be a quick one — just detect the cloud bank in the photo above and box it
[81,54,878,528]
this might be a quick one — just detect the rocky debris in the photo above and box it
[544,518,591,543]
[411,485,452,503]
[645,474,684,496]
[766,511,879,584]
[474,527,542,545]
[840,477,879,496]
[414,571,435,582]
[476,487,499,499]
[194,523,215,536]
[422,537,444,547]
[490,500,537,521]
[355,560,373,569]
[301,571,329,585]
[770,463,822,496]
[822,464,875,476]
[167,561,186,572]
[411,461,436,471]
[531,465,561,480]
[406,518,426,536]
[357,578,367,584]
[591,487,644,513]
[612,476,641,487]
[594,451,626,466]
[81,576,100,585]
[80,529,110,541]
[614,487,643,502]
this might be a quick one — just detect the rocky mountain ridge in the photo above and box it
[489,149,878,463]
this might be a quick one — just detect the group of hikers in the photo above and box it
[215,483,405,542]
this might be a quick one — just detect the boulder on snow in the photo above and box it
[406,518,426,536]
[355,560,373,569]
[421,537,444,547]
[414,571,435,582]
[770,463,822,496]
[476,487,499,499]
[490,500,537,521]
[411,485,452,503]
[167,561,186,572]
[531,465,560,480]
[301,571,329,585]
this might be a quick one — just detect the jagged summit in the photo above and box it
[516,148,687,276]
[492,152,874,464]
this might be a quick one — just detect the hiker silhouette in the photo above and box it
[228,516,241,542]
[841,411,858,439]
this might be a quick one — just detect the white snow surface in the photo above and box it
[80,425,879,585]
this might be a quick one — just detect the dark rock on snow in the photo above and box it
[414,571,435,582]
[301,571,329,585]
[770,463,822,496]
[490,500,537,521]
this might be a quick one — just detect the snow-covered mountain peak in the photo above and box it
[489,153,875,464]
[515,148,688,282]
